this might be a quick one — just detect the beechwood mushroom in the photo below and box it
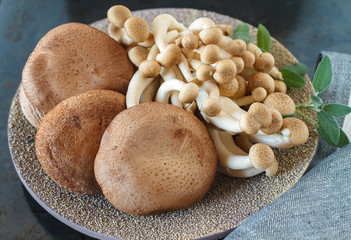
[109,5,310,178]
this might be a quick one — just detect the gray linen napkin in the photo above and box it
[225,51,351,240]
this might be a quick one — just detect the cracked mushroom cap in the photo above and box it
[264,92,296,116]
[21,23,133,125]
[281,117,309,146]
[35,90,126,194]
[249,143,278,177]
[94,102,217,215]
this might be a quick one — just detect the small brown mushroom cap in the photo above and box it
[200,44,220,64]
[231,75,247,99]
[182,34,200,50]
[261,109,283,135]
[107,5,132,28]
[231,39,246,56]
[202,98,222,117]
[156,43,182,67]
[248,72,275,94]
[254,52,275,72]
[178,82,199,103]
[248,102,273,128]
[94,102,217,215]
[139,60,161,78]
[230,56,245,74]
[128,45,148,67]
[213,59,237,84]
[281,118,309,146]
[246,43,262,58]
[274,80,287,93]
[199,27,222,45]
[217,24,233,36]
[124,16,150,43]
[264,92,296,116]
[218,78,239,97]
[249,143,278,177]
[252,87,268,102]
[196,64,213,81]
[241,50,255,67]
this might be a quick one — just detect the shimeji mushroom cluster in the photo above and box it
[107,5,309,178]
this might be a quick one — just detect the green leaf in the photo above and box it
[280,68,306,88]
[257,24,271,52]
[317,126,335,146]
[280,63,308,77]
[282,113,296,118]
[233,32,252,43]
[310,94,324,109]
[313,55,332,94]
[323,104,351,116]
[337,128,350,148]
[317,111,340,145]
[233,23,250,35]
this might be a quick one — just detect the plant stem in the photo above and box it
[295,110,319,125]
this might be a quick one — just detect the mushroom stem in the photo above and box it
[152,14,186,52]
[178,54,196,82]
[140,76,161,103]
[188,17,216,35]
[126,70,154,108]
[234,87,267,106]
[156,79,198,105]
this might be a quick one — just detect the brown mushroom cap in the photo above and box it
[213,59,237,84]
[217,24,232,36]
[156,43,181,67]
[202,98,222,117]
[218,78,239,97]
[178,82,199,103]
[241,50,255,67]
[249,143,278,177]
[35,90,126,194]
[230,56,245,74]
[253,52,275,72]
[139,60,161,78]
[128,45,148,67]
[94,102,217,215]
[281,118,309,146]
[22,23,133,116]
[199,27,222,45]
[124,16,150,43]
[240,103,272,134]
[261,109,283,135]
[182,34,200,50]
[196,64,213,81]
[264,92,296,115]
[200,44,220,64]
[231,39,246,56]
[107,5,132,28]
[248,72,275,94]
[274,80,287,93]
[231,75,247,99]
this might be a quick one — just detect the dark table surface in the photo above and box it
[1,0,350,239]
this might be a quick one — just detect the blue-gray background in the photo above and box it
[1,0,350,239]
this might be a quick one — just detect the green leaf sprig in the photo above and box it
[232,24,351,147]
[296,55,351,147]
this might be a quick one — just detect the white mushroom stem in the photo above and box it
[249,130,290,148]
[197,91,242,134]
[187,58,202,70]
[234,87,268,106]
[152,14,186,52]
[126,70,154,108]
[140,76,161,103]
[170,92,182,107]
[156,79,198,105]
[188,17,216,35]
[147,44,160,60]
[178,54,196,82]
[219,96,246,120]
[218,166,264,178]
[166,30,180,43]
[160,65,178,81]
[269,66,283,79]
[207,127,253,169]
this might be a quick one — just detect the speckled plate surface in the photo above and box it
[8,8,318,240]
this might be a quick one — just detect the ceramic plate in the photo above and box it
[8,8,318,240]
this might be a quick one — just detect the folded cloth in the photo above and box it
[225,51,351,240]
